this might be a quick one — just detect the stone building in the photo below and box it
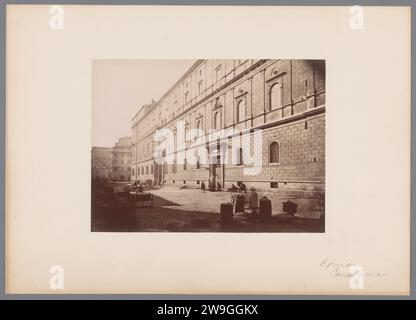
[91,147,113,180]
[131,59,325,217]
[112,136,132,181]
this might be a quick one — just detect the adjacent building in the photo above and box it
[91,147,113,180]
[92,137,132,182]
[131,59,325,217]
[112,136,132,181]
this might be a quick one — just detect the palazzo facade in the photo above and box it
[131,59,325,217]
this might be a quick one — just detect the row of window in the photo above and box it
[132,164,154,176]
[113,159,130,165]
[135,75,284,143]
[167,85,283,150]
[132,141,280,177]
[154,141,281,175]
[182,62,235,105]
[135,143,153,161]
[193,79,284,131]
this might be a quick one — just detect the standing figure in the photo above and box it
[248,186,259,214]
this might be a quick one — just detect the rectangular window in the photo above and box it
[270,182,278,188]
[237,148,243,166]
[184,92,189,104]
[215,67,221,82]
[216,155,221,165]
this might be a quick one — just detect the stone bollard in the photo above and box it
[259,196,272,221]
[282,200,297,215]
[220,202,233,224]
[234,194,245,213]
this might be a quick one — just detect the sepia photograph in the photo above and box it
[91,59,326,232]
[5,4,410,296]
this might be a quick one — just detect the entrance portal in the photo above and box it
[209,154,224,190]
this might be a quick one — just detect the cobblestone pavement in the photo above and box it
[149,186,232,213]
[92,185,325,232]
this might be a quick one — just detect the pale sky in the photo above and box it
[92,59,196,147]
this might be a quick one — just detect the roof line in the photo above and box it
[131,59,204,122]
[154,59,204,106]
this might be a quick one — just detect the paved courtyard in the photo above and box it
[150,186,232,213]
[92,184,325,233]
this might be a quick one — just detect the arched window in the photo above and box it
[270,81,282,110]
[214,111,221,129]
[269,141,280,164]
[237,100,246,123]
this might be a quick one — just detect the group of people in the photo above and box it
[132,180,144,193]
[200,180,258,213]
[230,185,259,214]
[200,181,248,193]
[200,181,223,192]
[228,183,247,193]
